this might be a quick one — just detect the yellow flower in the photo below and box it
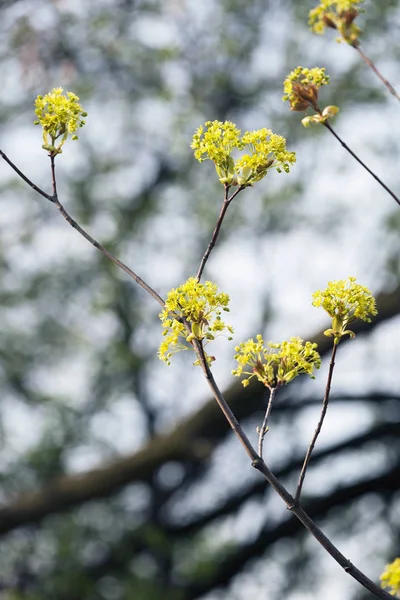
[159,277,233,365]
[191,121,295,186]
[34,87,87,155]
[312,276,377,343]
[380,558,400,596]
[235,129,296,184]
[309,0,364,45]
[283,66,339,127]
[232,335,320,389]
[191,120,242,184]
[283,66,330,111]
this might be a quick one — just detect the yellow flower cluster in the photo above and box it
[309,0,364,45]
[158,277,233,365]
[312,276,377,343]
[283,66,339,127]
[380,558,400,596]
[191,120,296,186]
[34,87,87,155]
[235,129,295,182]
[283,66,330,111]
[232,335,321,389]
[191,120,242,170]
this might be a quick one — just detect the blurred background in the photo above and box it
[0,0,399,598]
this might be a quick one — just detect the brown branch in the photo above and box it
[0,149,54,202]
[0,149,165,307]
[189,337,393,599]
[322,121,400,207]
[178,463,400,600]
[0,148,396,599]
[167,422,400,539]
[251,458,393,599]
[45,461,400,600]
[295,343,337,503]
[24,459,400,600]
[354,45,400,103]
[193,338,258,462]
[0,288,398,535]
[0,432,195,535]
[196,184,245,281]
[257,386,276,459]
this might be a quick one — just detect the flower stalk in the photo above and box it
[283,66,400,207]
[309,1,400,102]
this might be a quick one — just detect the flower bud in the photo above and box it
[340,8,358,25]
[323,14,337,29]
[292,82,319,110]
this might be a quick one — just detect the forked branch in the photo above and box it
[191,339,392,600]
[1,149,393,600]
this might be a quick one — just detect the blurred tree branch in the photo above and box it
[26,425,400,600]
[0,285,399,536]
[176,464,400,600]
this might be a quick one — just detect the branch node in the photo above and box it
[251,457,263,470]
[344,560,354,573]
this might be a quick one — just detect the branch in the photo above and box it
[0,149,165,307]
[166,421,400,539]
[251,457,393,599]
[190,330,393,599]
[193,338,258,462]
[52,462,400,600]
[196,184,244,281]
[323,121,400,207]
[257,386,276,459]
[354,45,400,103]
[0,147,397,599]
[295,342,337,502]
[0,290,398,535]
[0,149,54,202]
[178,463,400,600]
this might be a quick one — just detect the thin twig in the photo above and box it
[354,44,400,103]
[55,197,164,306]
[323,121,400,207]
[50,154,58,196]
[193,339,257,460]
[295,343,338,503]
[258,386,276,459]
[191,340,392,600]
[196,184,245,281]
[0,149,165,308]
[50,156,164,307]
[0,149,54,202]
